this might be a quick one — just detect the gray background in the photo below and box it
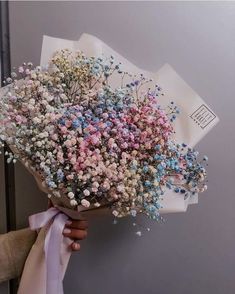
[1,1,235,294]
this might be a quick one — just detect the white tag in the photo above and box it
[152,64,219,147]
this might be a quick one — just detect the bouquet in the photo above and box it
[1,49,208,218]
[0,34,219,294]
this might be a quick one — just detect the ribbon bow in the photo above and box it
[28,207,71,294]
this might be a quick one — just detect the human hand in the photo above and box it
[63,219,88,251]
[48,200,88,251]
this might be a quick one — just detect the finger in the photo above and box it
[47,199,53,208]
[63,228,88,240]
[70,242,81,251]
[65,220,88,230]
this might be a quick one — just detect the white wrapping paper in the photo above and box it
[40,33,219,213]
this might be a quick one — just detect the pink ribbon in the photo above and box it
[29,207,71,294]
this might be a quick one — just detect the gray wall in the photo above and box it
[3,1,235,294]
[0,150,8,294]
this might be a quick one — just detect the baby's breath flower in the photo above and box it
[0,49,208,219]
[81,199,90,208]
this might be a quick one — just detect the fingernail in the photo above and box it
[66,220,72,225]
[73,243,80,250]
[63,228,71,234]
